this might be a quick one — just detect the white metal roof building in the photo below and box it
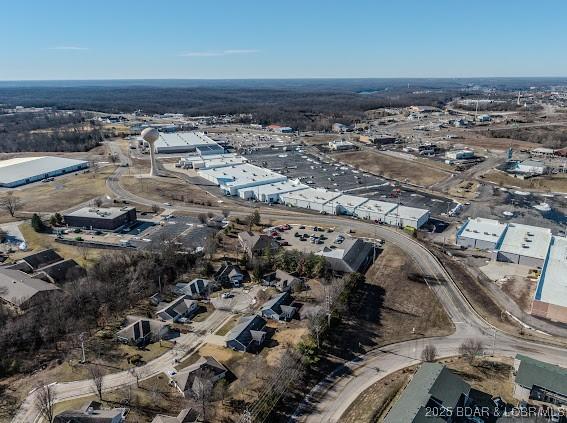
[532,236,567,324]
[321,194,369,215]
[494,223,552,267]
[384,205,431,229]
[456,217,508,250]
[0,156,89,188]
[354,200,398,222]
[153,132,221,154]
[281,188,342,213]
[237,179,307,203]
[198,163,287,196]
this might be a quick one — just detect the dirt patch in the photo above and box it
[335,150,449,187]
[500,276,537,312]
[448,180,480,200]
[326,244,453,359]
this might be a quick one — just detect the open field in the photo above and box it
[120,174,216,206]
[448,129,541,151]
[0,165,116,224]
[447,180,480,200]
[335,150,449,187]
[326,244,453,359]
[340,356,514,423]
[482,170,567,193]
[17,223,106,267]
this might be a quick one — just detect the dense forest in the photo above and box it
[0,86,460,131]
[0,111,104,152]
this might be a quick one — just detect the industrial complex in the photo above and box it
[457,217,567,324]
[0,156,89,187]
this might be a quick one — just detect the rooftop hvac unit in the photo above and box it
[522,244,530,249]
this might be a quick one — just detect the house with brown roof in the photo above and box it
[156,295,199,322]
[262,269,301,292]
[53,400,128,423]
[169,356,228,397]
[116,316,170,347]
[151,408,199,423]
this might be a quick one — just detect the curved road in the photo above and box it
[13,154,567,423]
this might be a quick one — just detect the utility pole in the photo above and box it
[492,328,496,356]
[78,332,86,364]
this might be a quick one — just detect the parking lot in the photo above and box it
[244,147,456,216]
[264,223,351,254]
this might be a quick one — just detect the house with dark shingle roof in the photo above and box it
[226,315,267,352]
[238,231,279,258]
[316,237,374,273]
[514,354,567,407]
[53,400,128,423]
[262,269,301,292]
[384,363,471,423]
[156,295,199,322]
[259,291,296,321]
[116,316,170,347]
[34,258,86,284]
[170,356,227,397]
[19,249,63,271]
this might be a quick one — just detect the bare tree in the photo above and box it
[421,344,437,362]
[151,204,160,214]
[197,213,207,224]
[459,339,484,364]
[93,197,103,208]
[0,192,21,217]
[89,364,104,400]
[190,369,215,423]
[34,383,55,423]
[307,310,327,348]
[221,209,230,219]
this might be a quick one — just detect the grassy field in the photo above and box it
[326,244,454,359]
[0,165,116,223]
[17,223,106,267]
[483,170,567,193]
[214,316,240,336]
[335,150,449,187]
[120,174,216,205]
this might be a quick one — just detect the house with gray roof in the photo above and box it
[116,316,170,347]
[384,363,471,423]
[174,278,209,298]
[259,291,296,321]
[316,237,374,273]
[514,354,567,407]
[170,356,227,397]
[0,268,60,311]
[226,315,267,352]
[238,231,279,258]
[156,295,199,322]
[34,258,85,284]
[262,269,301,292]
[53,400,128,423]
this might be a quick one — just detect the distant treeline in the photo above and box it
[486,125,567,149]
[0,86,460,131]
[0,111,104,152]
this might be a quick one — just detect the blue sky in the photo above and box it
[1,0,566,80]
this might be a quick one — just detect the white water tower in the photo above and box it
[141,127,159,177]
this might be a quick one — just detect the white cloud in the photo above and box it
[179,49,259,57]
[48,46,89,51]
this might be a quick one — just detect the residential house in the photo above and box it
[384,363,471,423]
[214,262,245,287]
[9,248,63,272]
[156,295,199,322]
[238,231,279,258]
[34,259,85,284]
[316,238,374,273]
[261,269,301,292]
[170,356,228,397]
[226,315,267,352]
[174,278,209,297]
[116,317,170,347]
[151,408,200,423]
[0,268,60,312]
[53,401,128,423]
[259,291,296,321]
[514,354,567,407]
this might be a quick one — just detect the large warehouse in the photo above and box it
[531,236,567,324]
[0,156,89,188]
[493,223,552,267]
[198,163,287,196]
[153,132,222,154]
[64,206,137,230]
[456,217,508,250]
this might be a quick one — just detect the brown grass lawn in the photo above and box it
[483,170,567,193]
[120,175,216,205]
[0,165,116,223]
[326,244,453,359]
[335,150,449,187]
[17,223,106,267]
